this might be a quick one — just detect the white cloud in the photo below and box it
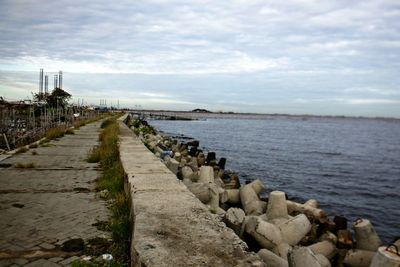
[343,87,400,96]
[347,99,400,105]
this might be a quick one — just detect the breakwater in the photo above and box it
[118,115,263,266]
[126,115,400,267]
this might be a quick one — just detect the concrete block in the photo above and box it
[258,248,288,267]
[370,245,400,267]
[353,219,382,252]
[224,208,246,235]
[309,240,337,260]
[266,191,288,221]
[198,166,214,184]
[245,216,282,249]
[343,249,376,267]
[278,214,311,246]
[288,247,322,267]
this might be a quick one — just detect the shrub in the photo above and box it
[65,129,75,135]
[46,127,65,140]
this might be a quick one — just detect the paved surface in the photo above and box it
[0,122,110,267]
[118,116,264,267]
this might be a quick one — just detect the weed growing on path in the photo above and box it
[15,162,35,168]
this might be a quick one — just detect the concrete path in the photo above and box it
[0,122,110,267]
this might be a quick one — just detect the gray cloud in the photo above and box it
[0,0,399,117]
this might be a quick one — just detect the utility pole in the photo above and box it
[39,69,44,100]
[54,75,58,89]
[44,75,48,96]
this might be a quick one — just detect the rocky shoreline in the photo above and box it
[126,115,399,267]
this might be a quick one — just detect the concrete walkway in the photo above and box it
[0,122,110,267]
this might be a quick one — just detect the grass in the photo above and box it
[15,162,36,168]
[87,146,101,163]
[16,147,29,154]
[129,119,156,136]
[46,127,66,140]
[74,120,87,129]
[65,128,75,135]
[86,117,130,265]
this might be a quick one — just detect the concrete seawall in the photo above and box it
[117,117,263,267]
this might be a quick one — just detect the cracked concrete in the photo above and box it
[0,122,110,267]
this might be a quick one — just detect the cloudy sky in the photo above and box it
[0,0,399,117]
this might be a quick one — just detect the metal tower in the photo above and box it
[58,71,63,89]
[54,75,58,89]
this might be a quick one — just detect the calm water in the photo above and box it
[151,116,400,243]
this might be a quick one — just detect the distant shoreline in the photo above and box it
[128,109,400,121]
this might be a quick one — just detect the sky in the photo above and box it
[0,0,400,117]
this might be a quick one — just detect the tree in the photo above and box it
[46,88,71,108]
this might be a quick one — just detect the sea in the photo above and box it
[150,114,400,244]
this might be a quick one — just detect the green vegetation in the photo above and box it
[46,127,66,140]
[16,146,29,154]
[85,117,130,265]
[65,128,75,135]
[129,119,156,136]
[74,120,87,129]
[87,146,102,163]
[15,162,36,168]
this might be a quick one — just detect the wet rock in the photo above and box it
[337,229,354,249]
[334,216,348,231]
[187,140,199,147]
[218,158,227,170]
[206,152,216,164]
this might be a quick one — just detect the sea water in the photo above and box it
[151,115,400,243]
